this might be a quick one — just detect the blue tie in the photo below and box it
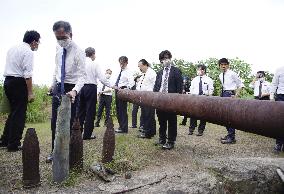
[115,69,122,87]
[61,48,67,94]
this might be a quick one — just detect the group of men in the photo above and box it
[0,20,283,158]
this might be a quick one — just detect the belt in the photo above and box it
[56,82,75,87]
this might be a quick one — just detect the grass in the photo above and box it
[0,116,279,192]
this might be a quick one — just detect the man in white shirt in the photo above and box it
[218,58,243,144]
[78,47,110,140]
[95,69,114,127]
[188,64,214,136]
[249,71,270,100]
[47,21,87,162]
[270,66,284,152]
[114,56,135,133]
[0,30,40,152]
[137,59,157,139]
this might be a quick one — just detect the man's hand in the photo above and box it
[28,93,35,102]
[66,90,77,103]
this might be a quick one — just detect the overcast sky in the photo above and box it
[0,0,284,85]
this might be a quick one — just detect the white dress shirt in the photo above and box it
[249,80,271,97]
[3,43,34,78]
[190,75,214,95]
[270,66,284,94]
[84,57,110,86]
[137,67,157,91]
[98,78,114,96]
[219,69,244,90]
[116,67,135,89]
[52,42,87,93]
[159,64,172,93]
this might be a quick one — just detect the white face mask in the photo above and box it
[162,59,171,67]
[32,47,38,51]
[259,78,264,82]
[105,74,111,79]
[57,38,71,48]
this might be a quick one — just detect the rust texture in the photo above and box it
[70,118,83,171]
[22,128,40,188]
[117,90,284,139]
[102,117,115,164]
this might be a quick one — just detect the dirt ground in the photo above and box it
[1,121,284,193]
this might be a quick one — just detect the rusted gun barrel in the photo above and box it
[117,90,284,139]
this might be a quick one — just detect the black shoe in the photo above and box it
[7,145,22,152]
[220,135,228,140]
[196,131,203,136]
[0,140,8,147]
[221,137,236,144]
[115,129,127,133]
[162,142,175,150]
[83,135,96,140]
[46,154,53,163]
[130,125,137,128]
[94,123,100,127]
[154,139,166,146]
[188,128,194,135]
[139,126,144,129]
[137,133,152,139]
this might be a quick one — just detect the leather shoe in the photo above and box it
[46,154,53,163]
[137,133,152,139]
[7,145,22,152]
[220,135,228,140]
[188,128,194,135]
[115,129,127,133]
[130,126,137,128]
[0,140,8,147]
[94,123,100,127]
[154,139,166,146]
[196,131,203,136]
[221,137,236,144]
[162,142,174,150]
[83,135,96,140]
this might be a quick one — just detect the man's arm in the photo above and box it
[25,78,34,102]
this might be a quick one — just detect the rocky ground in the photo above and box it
[0,121,284,193]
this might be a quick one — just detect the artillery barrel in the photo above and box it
[117,90,284,139]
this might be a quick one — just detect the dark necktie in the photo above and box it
[222,72,225,95]
[115,69,122,87]
[102,85,106,91]
[259,81,263,98]
[61,48,67,94]
[139,73,146,90]
[199,76,203,95]
[162,67,169,93]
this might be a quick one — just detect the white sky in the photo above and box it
[0,0,284,85]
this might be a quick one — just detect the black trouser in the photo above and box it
[0,76,28,148]
[115,90,128,132]
[96,94,112,125]
[78,84,97,138]
[221,90,235,139]
[141,105,156,137]
[156,110,177,143]
[51,83,78,151]
[189,118,206,132]
[131,104,144,127]
[275,94,284,146]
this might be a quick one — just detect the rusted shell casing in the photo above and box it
[102,117,115,164]
[22,128,40,188]
[117,90,284,139]
[70,118,83,171]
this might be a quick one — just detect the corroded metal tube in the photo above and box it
[117,90,284,139]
